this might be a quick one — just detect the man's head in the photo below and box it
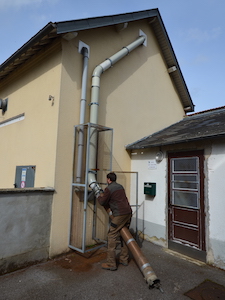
[106,172,117,184]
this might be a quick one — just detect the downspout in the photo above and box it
[76,45,89,183]
[88,34,146,195]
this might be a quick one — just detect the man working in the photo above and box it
[98,172,132,271]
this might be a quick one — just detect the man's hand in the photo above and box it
[95,189,104,198]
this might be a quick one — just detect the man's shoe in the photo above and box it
[119,261,128,266]
[101,263,117,271]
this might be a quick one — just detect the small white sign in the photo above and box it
[148,160,157,170]
[21,168,27,182]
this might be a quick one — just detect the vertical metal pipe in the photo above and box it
[135,172,138,239]
[76,46,89,183]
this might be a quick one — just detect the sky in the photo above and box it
[0,0,224,113]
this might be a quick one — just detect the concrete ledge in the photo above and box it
[0,247,49,275]
[0,187,55,194]
[0,188,54,275]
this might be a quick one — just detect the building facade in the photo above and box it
[0,9,194,273]
[127,107,225,270]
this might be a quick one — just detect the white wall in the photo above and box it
[207,141,225,269]
[130,148,167,246]
[130,140,225,270]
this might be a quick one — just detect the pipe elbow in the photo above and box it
[92,65,104,77]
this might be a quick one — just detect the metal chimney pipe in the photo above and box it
[120,226,160,288]
[88,35,146,195]
[76,46,89,183]
[106,208,161,290]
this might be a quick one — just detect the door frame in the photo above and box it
[168,150,206,261]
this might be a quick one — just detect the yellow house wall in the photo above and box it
[49,38,83,255]
[0,19,188,257]
[0,42,62,188]
[49,20,186,256]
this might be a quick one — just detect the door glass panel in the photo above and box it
[173,158,197,172]
[174,175,197,181]
[171,157,199,209]
[173,174,198,190]
[173,191,198,208]
[173,181,197,189]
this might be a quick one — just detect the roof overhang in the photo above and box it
[0,9,194,112]
[0,23,57,81]
[126,107,225,150]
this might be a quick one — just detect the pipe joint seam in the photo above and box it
[141,263,151,271]
[123,46,130,54]
[146,271,154,275]
[89,102,99,106]
[92,74,101,78]
[126,238,135,245]
[88,170,97,175]
[107,58,113,67]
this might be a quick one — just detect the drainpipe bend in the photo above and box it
[88,35,146,196]
[90,35,145,124]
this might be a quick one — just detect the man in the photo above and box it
[98,172,132,271]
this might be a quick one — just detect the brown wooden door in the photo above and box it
[168,150,206,261]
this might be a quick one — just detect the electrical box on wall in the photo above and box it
[144,182,156,196]
[15,165,36,188]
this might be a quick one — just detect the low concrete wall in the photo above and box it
[0,188,54,275]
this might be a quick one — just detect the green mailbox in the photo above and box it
[144,182,156,196]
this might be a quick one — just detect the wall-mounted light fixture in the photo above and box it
[155,151,164,163]
[0,98,8,114]
[49,95,54,106]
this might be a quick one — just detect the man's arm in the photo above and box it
[98,187,110,207]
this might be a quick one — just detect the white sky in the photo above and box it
[0,0,224,112]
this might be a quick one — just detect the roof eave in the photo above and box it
[149,14,194,112]
[55,9,159,34]
[0,9,194,111]
[126,132,225,150]
[0,22,57,80]
[55,9,194,111]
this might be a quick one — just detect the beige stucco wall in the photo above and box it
[0,19,187,257]
[77,21,184,170]
[49,20,186,256]
[0,41,62,188]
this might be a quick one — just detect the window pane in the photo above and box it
[173,191,198,208]
[173,174,198,189]
[174,181,198,189]
[173,158,197,172]
[174,175,197,181]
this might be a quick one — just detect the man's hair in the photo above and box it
[107,172,117,182]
